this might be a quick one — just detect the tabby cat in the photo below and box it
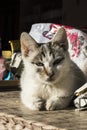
[20,27,86,110]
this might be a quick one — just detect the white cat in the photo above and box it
[20,27,86,110]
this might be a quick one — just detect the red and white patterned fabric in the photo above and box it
[29,23,87,74]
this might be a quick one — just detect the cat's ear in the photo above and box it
[20,32,38,57]
[52,27,68,51]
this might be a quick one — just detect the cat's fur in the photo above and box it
[20,27,86,111]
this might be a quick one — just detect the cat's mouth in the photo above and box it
[46,76,56,82]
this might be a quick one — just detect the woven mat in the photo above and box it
[0,113,66,130]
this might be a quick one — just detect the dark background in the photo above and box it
[0,0,87,50]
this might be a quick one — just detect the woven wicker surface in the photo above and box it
[0,113,64,130]
[0,91,87,130]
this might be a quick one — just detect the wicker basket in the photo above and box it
[0,113,66,130]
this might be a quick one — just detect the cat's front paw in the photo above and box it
[21,92,45,110]
[25,98,45,111]
[32,98,45,110]
[46,98,67,111]
[46,100,58,111]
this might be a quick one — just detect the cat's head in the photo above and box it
[20,27,70,83]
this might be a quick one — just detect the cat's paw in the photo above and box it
[21,92,45,110]
[46,100,59,111]
[26,98,45,111]
[32,98,45,110]
[46,98,67,111]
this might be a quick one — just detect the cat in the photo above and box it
[20,27,86,111]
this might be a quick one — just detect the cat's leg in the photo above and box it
[20,91,45,110]
[46,96,72,110]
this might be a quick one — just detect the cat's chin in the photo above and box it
[45,80,57,85]
[39,77,57,84]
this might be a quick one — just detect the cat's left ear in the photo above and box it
[20,32,38,57]
[52,26,68,51]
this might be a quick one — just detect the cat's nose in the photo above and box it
[46,71,55,81]
[48,71,55,78]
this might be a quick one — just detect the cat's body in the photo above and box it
[20,27,86,110]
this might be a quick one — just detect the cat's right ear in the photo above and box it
[52,27,68,51]
[20,32,37,57]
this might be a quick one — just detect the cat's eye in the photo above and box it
[53,57,64,65]
[35,62,44,66]
[32,62,44,66]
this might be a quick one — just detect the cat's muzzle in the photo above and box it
[46,72,55,82]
